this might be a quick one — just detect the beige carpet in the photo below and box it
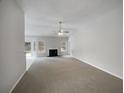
[12,57,122,93]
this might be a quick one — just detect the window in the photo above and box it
[61,42,67,52]
[25,42,31,56]
[37,41,45,54]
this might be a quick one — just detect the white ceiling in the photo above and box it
[17,0,122,36]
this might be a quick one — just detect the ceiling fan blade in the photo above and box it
[63,31,69,33]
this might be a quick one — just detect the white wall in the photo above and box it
[25,36,69,57]
[0,0,26,93]
[71,6,123,78]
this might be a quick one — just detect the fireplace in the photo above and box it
[49,49,58,57]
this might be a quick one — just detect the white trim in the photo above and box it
[9,70,26,93]
[73,57,122,79]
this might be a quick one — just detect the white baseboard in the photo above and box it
[9,70,26,93]
[73,57,122,79]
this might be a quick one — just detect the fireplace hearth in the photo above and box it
[49,49,58,57]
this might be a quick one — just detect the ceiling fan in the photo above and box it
[58,21,69,36]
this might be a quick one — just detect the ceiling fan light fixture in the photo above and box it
[57,21,69,36]
[58,32,63,36]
